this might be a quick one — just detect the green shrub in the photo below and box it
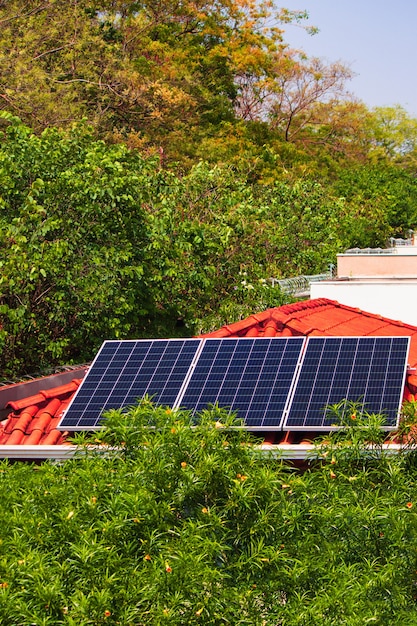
[0,402,416,624]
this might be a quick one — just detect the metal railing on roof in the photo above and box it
[269,272,332,297]
[390,237,413,247]
[345,234,415,255]
[344,247,396,255]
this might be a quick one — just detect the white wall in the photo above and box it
[311,280,417,327]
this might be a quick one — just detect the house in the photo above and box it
[1,297,417,460]
[311,236,417,326]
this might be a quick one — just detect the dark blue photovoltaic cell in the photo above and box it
[58,339,201,430]
[176,337,305,429]
[284,336,409,430]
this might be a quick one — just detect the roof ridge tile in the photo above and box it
[6,393,46,412]
[41,379,81,399]
[6,378,82,411]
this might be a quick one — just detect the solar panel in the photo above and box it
[59,339,201,430]
[175,337,305,429]
[283,336,410,430]
[58,335,410,433]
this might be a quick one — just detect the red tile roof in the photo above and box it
[0,379,82,447]
[2,298,417,451]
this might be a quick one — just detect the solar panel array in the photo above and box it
[58,336,410,432]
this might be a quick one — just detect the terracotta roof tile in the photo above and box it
[0,379,81,447]
[11,411,36,435]
[6,427,26,446]
[245,327,260,337]
[0,432,10,445]
[263,321,278,337]
[41,381,80,399]
[6,379,81,412]
[3,416,21,435]
[41,429,66,446]
[7,394,47,412]
[27,400,62,435]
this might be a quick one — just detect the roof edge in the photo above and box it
[0,442,407,462]
[0,444,78,460]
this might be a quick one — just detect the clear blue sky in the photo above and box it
[280,1,417,117]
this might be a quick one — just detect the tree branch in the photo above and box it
[32,42,75,61]
[0,3,50,25]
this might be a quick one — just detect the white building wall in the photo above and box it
[311,280,417,327]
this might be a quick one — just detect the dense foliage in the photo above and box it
[0,0,311,159]
[1,2,417,378]
[1,110,417,377]
[0,403,416,624]
[1,0,417,171]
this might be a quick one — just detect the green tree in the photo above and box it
[368,105,417,168]
[266,55,353,142]
[0,113,161,374]
[332,163,417,242]
[1,112,415,379]
[0,0,309,163]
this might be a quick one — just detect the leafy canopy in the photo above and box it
[2,111,417,378]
